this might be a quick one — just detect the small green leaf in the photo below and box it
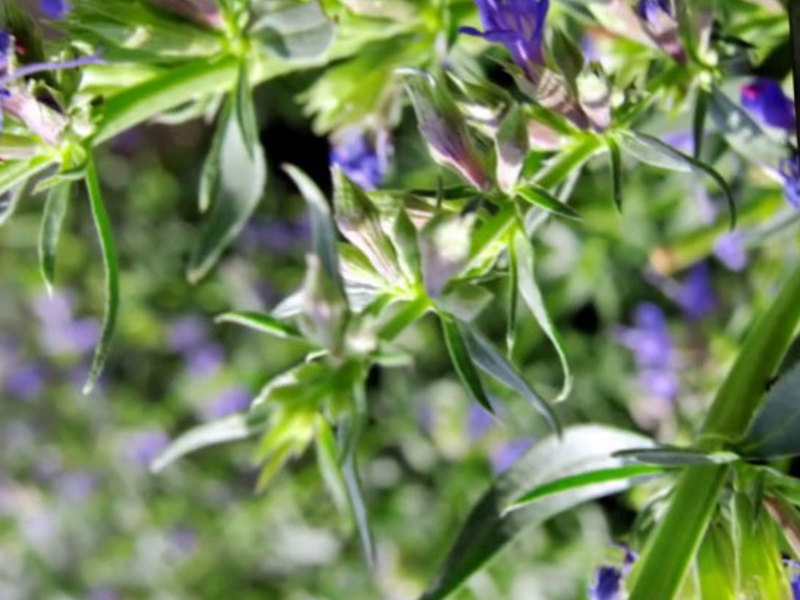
[515,184,582,221]
[215,311,305,340]
[613,447,740,466]
[459,320,560,433]
[607,136,623,212]
[739,362,800,459]
[315,416,349,513]
[550,27,584,90]
[198,100,229,213]
[693,87,710,160]
[439,312,494,415]
[252,0,335,60]
[696,520,737,600]
[83,157,120,395]
[283,164,342,289]
[235,63,259,156]
[38,181,72,294]
[419,425,655,600]
[151,414,263,473]
[513,231,573,404]
[0,184,24,227]
[187,76,267,283]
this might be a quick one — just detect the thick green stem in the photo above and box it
[629,265,800,600]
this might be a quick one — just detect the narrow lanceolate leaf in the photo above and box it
[38,181,72,294]
[612,447,739,466]
[738,362,800,459]
[235,63,259,155]
[151,414,263,473]
[439,312,494,415]
[607,136,623,212]
[419,425,656,600]
[508,464,664,512]
[215,311,305,340]
[458,320,560,434]
[618,131,737,230]
[693,88,710,159]
[187,71,267,283]
[283,164,342,289]
[198,100,229,213]
[513,231,573,405]
[696,521,737,600]
[0,184,24,226]
[314,416,348,513]
[83,158,120,395]
[515,184,581,221]
[708,86,785,167]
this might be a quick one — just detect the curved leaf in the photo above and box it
[215,311,305,340]
[38,181,72,293]
[439,312,494,415]
[515,183,581,221]
[739,362,800,458]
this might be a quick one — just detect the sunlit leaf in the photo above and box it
[252,0,335,60]
[38,181,72,294]
[215,311,305,340]
[439,312,494,415]
[515,183,581,221]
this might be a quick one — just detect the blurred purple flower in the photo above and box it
[490,438,532,473]
[780,155,800,210]
[713,231,748,272]
[637,369,679,404]
[0,30,10,71]
[330,129,392,191]
[88,587,118,600]
[741,79,796,132]
[637,0,672,24]
[588,545,636,600]
[186,343,224,377]
[791,567,800,600]
[168,317,208,352]
[467,404,495,439]
[677,263,716,320]
[124,430,169,467]
[201,386,250,420]
[242,217,309,253]
[5,363,46,400]
[40,0,71,19]
[55,470,97,503]
[170,526,198,554]
[34,292,100,356]
[461,0,549,71]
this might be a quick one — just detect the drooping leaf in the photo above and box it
[439,312,494,415]
[151,413,264,473]
[83,158,120,395]
[38,181,72,294]
[458,320,560,433]
[515,183,581,221]
[0,183,24,227]
[613,447,739,466]
[251,0,335,60]
[187,71,267,283]
[198,99,230,213]
[693,87,710,160]
[235,63,260,156]
[617,131,737,229]
[215,311,305,340]
[607,136,623,212]
[314,416,348,513]
[738,362,800,459]
[419,425,656,600]
[513,231,573,404]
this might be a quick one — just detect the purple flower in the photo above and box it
[88,587,118,600]
[780,155,800,209]
[40,0,71,19]
[713,232,748,272]
[5,364,46,400]
[461,0,550,70]
[637,0,672,24]
[201,386,251,420]
[0,30,10,71]
[792,568,800,600]
[467,404,495,439]
[636,0,685,62]
[741,79,796,132]
[34,293,100,356]
[186,342,224,376]
[490,438,532,473]
[168,317,208,353]
[588,565,623,600]
[170,526,198,554]
[330,130,392,191]
[124,430,169,467]
[677,263,716,320]
[55,470,97,502]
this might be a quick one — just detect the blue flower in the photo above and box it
[201,386,251,420]
[0,30,10,71]
[636,0,685,62]
[677,263,716,320]
[637,0,673,24]
[330,130,391,191]
[741,79,796,132]
[490,438,532,473]
[40,0,71,19]
[780,154,800,210]
[588,566,623,600]
[461,0,550,70]
[713,231,748,272]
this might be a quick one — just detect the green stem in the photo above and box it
[629,265,800,600]
[378,295,432,342]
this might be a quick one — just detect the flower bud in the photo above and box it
[400,69,491,191]
[3,87,68,146]
[576,63,612,132]
[143,0,223,30]
[300,254,349,353]
[419,212,476,298]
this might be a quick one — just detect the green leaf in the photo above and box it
[283,164,342,289]
[198,101,229,213]
[708,86,786,167]
[515,184,582,221]
[550,27,584,90]
[693,87,710,160]
[419,425,655,600]
[458,320,560,433]
[495,104,529,193]
[215,311,305,340]
[508,465,663,512]
[696,521,737,600]
[187,79,267,283]
[0,157,52,199]
[607,136,623,212]
[83,157,120,395]
[314,416,348,513]
[38,181,72,294]
[252,0,335,60]
[235,63,259,156]
[513,231,573,404]
[617,131,737,230]
[738,362,800,459]
[151,414,264,473]
[0,184,24,227]
[612,447,740,466]
[439,312,494,415]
